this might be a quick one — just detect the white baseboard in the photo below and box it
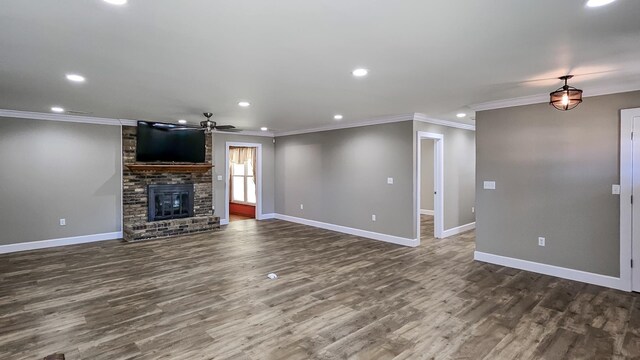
[0,231,123,254]
[442,222,475,238]
[474,251,629,291]
[274,213,418,247]
[420,209,434,216]
[220,219,230,225]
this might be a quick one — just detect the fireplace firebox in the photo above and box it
[148,184,194,222]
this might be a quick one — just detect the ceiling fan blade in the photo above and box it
[216,128,242,132]
[214,125,236,130]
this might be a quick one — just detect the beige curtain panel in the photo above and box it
[229,146,257,176]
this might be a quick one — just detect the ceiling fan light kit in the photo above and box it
[549,75,583,111]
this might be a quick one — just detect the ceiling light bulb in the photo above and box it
[66,74,85,83]
[260,127,268,131]
[456,113,466,118]
[51,107,65,113]
[238,101,251,107]
[561,92,570,106]
[334,114,343,120]
[352,68,368,77]
[103,0,127,5]
[586,0,616,7]
[178,119,187,124]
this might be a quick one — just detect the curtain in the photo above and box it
[229,147,256,177]
[229,147,257,202]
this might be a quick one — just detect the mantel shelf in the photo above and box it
[125,163,213,173]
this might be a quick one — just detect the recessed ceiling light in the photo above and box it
[51,106,65,113]
[352,68,368,77]
[103,0,127,5]
[178,119,187,124]
[65,74,85,83]
[260,127,268,131]
[586,0,616,7]
[334,114,343,120]
[456,113,467,118]
[238,101,251,107]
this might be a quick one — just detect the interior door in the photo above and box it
[632,115,640,291]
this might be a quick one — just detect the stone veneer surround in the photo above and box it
[122,126,220,241]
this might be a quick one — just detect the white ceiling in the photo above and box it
[1,0,639,133]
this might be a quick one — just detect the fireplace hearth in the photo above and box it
[148,184,194,222]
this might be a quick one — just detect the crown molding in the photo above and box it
[469,94,548,112]
[211,129,275,137]
[0,110,275,136]
[1,109,473,136]
[470,82,640,112]
[414,113,475,131]
[0,109,123,126]
[119,119,138,126]
[274,114,415,137]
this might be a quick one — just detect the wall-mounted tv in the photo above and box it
[136,121,206,163]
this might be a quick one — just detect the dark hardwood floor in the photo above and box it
[1,216,639,359]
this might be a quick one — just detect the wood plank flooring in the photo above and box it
[1,216,639,359]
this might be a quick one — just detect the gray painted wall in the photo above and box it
[413,121,476,232]
[0,118,122,245]
[275,121,415,239]
[420,139,435,211]
[476,90,640,277]
[212,133,275,222]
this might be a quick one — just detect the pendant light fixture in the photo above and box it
[549,75,583,111]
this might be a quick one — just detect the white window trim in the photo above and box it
[230,160,256,205]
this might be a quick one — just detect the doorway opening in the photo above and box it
[416,131,444,241]
[225,142,263,223]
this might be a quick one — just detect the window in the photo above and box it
[230,148,256,204]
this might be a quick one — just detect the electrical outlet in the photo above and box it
[471,207,475,213]
[59,218,66,226]
[538,237,545,247]
[387,177,394,185]
[371,214,376,222]
[217,175,223,181]
[300,204,304,210]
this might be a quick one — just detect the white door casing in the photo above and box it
[225,142,263,222]
[620,108,640,292]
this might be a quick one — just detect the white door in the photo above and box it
[633,114,640,291]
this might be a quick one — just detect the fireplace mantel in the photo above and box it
[125,163,213,173]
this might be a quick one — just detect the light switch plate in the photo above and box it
[612,184,620,195]
[387,177,394,185]
[483,181,496,190]
[217,175,223,181]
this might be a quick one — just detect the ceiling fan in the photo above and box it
[198,112,241,133]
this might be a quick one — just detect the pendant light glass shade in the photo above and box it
[550,75,583,111]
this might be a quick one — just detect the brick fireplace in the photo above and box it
[122,126,220,242]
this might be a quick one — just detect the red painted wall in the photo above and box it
[229,202,255,218]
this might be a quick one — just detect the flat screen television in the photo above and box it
[136,121,206,163]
